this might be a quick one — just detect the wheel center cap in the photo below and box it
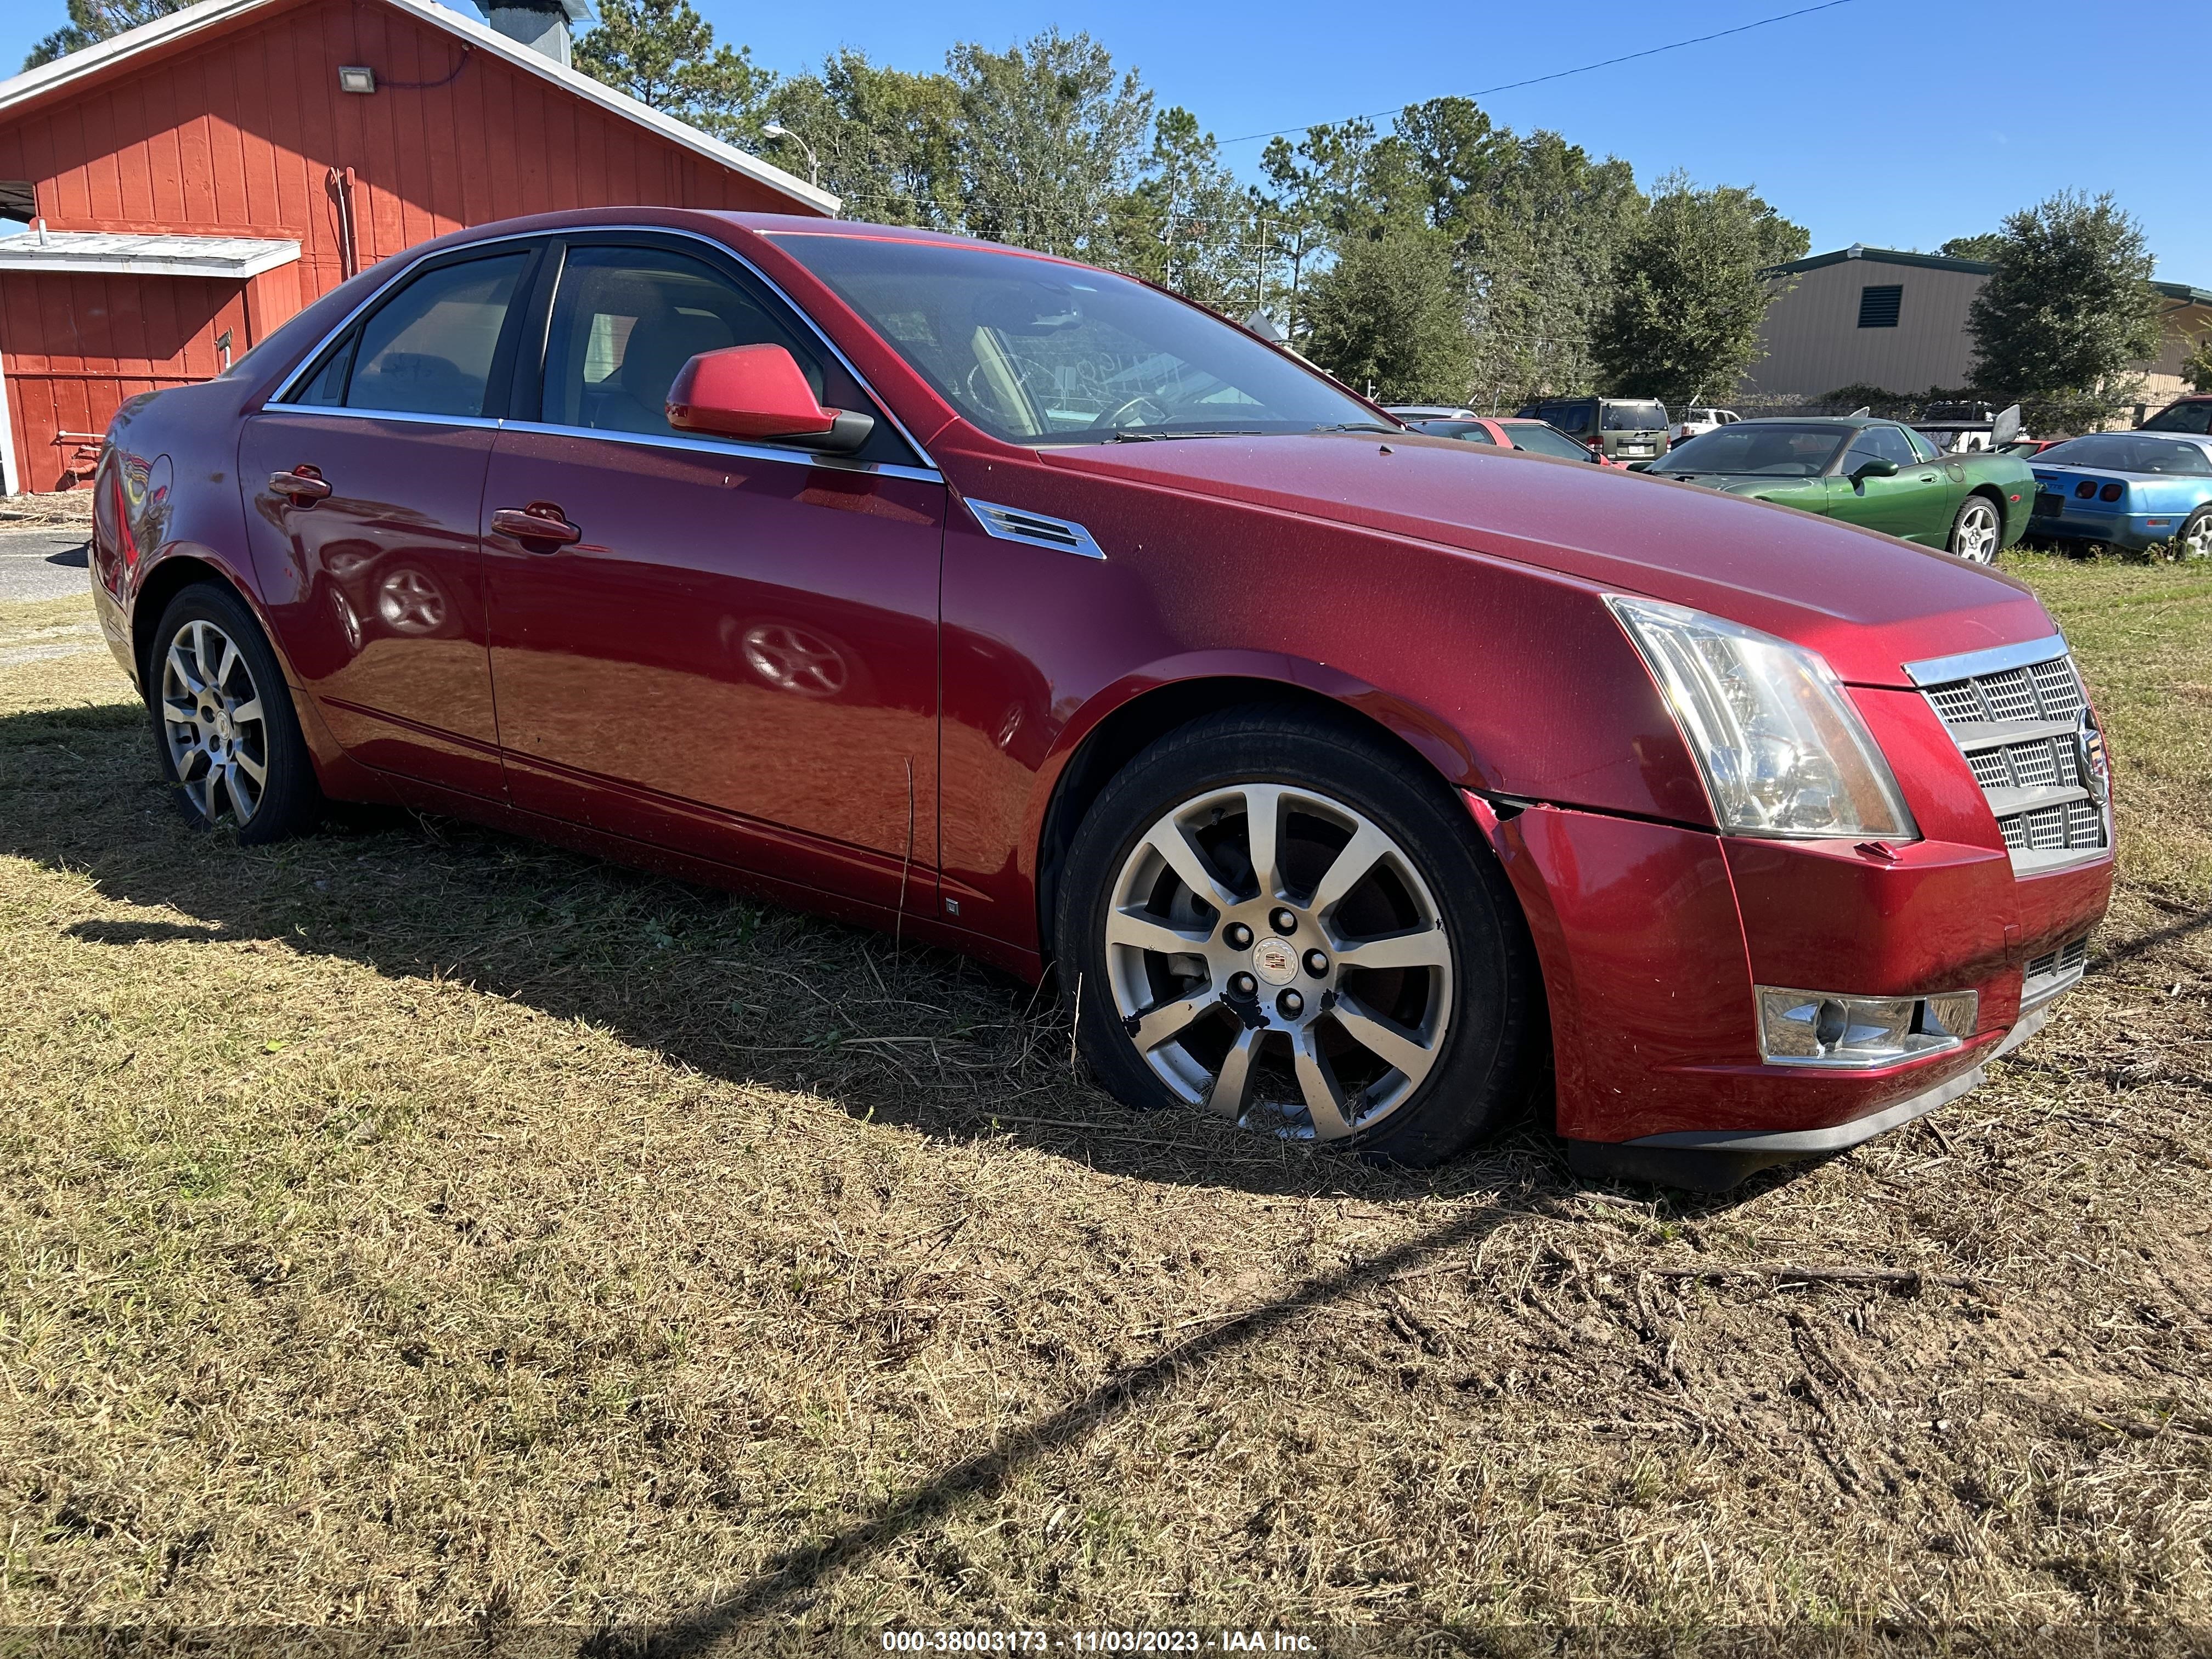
[1250,935,1299,987]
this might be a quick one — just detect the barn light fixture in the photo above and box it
[337,65,376,94]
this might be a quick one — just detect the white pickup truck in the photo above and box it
[1674,407,1742,442]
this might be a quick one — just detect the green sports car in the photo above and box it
[1646,415,2034,562]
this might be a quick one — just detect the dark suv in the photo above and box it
[1516,395,1670,462]
[2142,396,2212,436]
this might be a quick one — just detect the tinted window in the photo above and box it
[1544,400,1596,434]
[1654,423,1848,476]
[2036,435,2212,476]
[2142,401,2212,436]
[542,246,823,437]
[1842,425,1921,471]
[772,234,1380,445]
[1602,401,1667,432]
[1904,426,1942,462]
[342,254,528,417]
[1411,420,1497,445]
[1502,422,1595,460]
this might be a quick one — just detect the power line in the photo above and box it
[1216,0,1863,146]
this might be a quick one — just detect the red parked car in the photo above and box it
[1395,413,1632,468]
[89,209,2115,1190]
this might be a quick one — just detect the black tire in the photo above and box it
[147,582,321,843]
[1055,705,1544,1167]
[1947,493,2003,563]
[2179,506,2212,562]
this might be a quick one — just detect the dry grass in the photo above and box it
[1,556,2209,1647]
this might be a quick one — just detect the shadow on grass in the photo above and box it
[0,699,1833,1620]
[0,697,1792,1218]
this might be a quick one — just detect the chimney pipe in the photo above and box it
[477,0,590,66]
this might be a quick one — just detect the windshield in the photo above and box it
[1603,401,1667,431]
[1653,423,1849,476]
[1503,422,1596,460]
[1410,420,1497,445]
[2142,401,2212,436]
[2037,434,2212,476]
[770,234,1382,445]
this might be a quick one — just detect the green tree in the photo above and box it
[1302,224,1472,404]
[1595,173,1805,409]
[2185,331,2212,396]
[766,52,962,227]
[946,30,1152,260]
[1967,191,2162,429]
[1939,232,2007,263]
[25,0,184,68]
[1107,107,1258,313]
[573,0,772,144]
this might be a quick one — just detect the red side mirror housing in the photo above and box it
[666,344,840,439]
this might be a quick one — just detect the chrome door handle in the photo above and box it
[490,504,582,548]
[269,467,331,503]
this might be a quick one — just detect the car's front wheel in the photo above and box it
[1057,707,1543,1166]
[150,583,321,843]
[1948,495,2002,562]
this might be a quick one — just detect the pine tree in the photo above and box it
[573,0,772,144]
[25,0,185,69]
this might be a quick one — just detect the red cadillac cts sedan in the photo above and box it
[87,208,2114,1191]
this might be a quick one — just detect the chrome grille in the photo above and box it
[1906,637,2108,875]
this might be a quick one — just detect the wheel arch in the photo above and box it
[1029,659,1497,967]
[129,549,284,692]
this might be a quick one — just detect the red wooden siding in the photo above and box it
[0,268,250,488]
[0,0,822,487]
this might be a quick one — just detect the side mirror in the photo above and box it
[666,344,874,454]
[1851,457,1899,482]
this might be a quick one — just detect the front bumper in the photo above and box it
[1481,797,2111,1190]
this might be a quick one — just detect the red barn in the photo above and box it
[0,0,836,492]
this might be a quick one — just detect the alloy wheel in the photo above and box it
[1954,500,2000,562]
[159,617,269,826]
[1103,782,1454,1141]
[2182,514,2212,561]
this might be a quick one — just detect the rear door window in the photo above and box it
[340,254,532,417]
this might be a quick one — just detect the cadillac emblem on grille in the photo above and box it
[2074,712,2109,806]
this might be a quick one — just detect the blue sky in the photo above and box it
[4,0,2200,283]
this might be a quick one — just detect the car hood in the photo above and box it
[1041,433,2051,686]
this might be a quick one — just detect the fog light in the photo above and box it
[1756,986,1977,1068]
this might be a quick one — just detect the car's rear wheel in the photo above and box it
[150,583,321,843]
[2178,506,2212,561]
[1057,707,1543,1166]
[1948,495,2002,562]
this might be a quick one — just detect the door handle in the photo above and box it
[490,504,583,548]
[269,466,331,503]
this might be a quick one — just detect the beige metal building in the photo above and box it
[1742,245,2211,413]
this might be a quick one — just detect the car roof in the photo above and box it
[1730,415,1887,430]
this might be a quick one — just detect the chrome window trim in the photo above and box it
[497,417,944,483]
[273,403,504,433]
[1903,633,2070,686]
[266,230,542,408]
[964,498,1106,560]
[262,223,941,473]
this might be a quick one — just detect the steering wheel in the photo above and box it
[1093,393,1171,433]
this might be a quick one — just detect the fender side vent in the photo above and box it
[966,498,1105,560]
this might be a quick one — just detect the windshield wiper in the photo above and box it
[1105,428,1267,442]
[1315,421,1402,435]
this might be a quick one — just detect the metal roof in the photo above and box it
[1765,246,2211,306]
[0,229,301,277]
[0,0,837,217]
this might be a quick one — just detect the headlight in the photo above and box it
[1608,596,1917,840]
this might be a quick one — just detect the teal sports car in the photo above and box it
[1647,415,2034,561]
